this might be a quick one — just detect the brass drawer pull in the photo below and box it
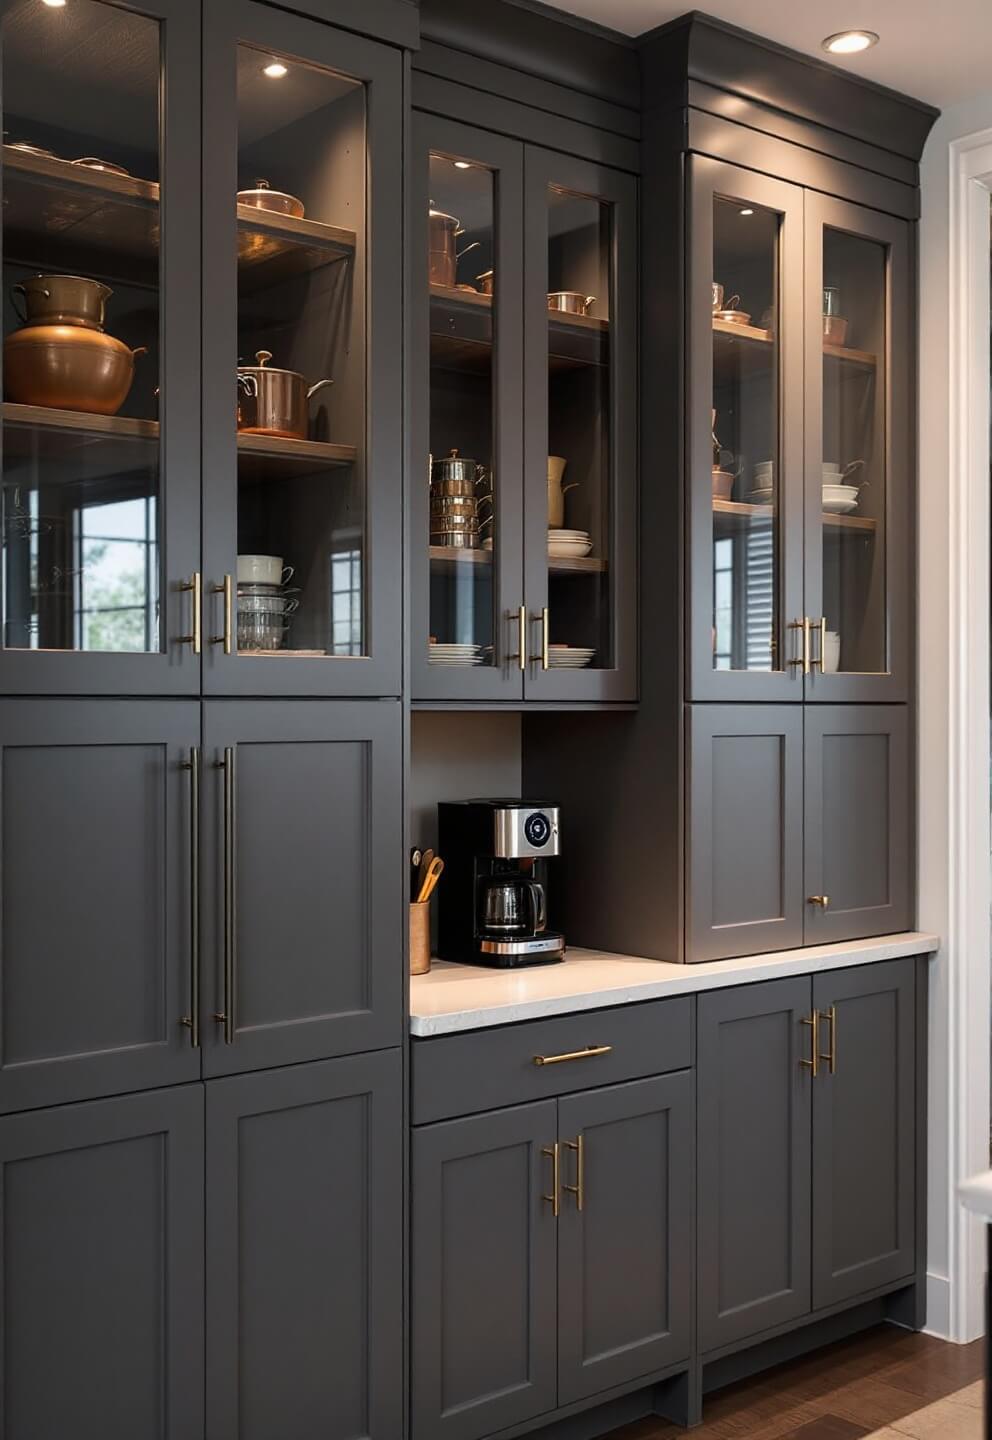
[211,574,234,655]
[787,616,811,674]
[800,1012,819,1078]
[811,616,826,673]
[177,572,202,653]
[533,1044,612,1067]
[179,747,200,1048]
[819,1004,837,1074]
[563,1135,584,1211]
[506,605,527,673]
[542,1142,560,1217]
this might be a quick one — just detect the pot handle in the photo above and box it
[561,482,580,495]
[237,374,258,397]
[584,296,597,312]
[457,240,481,262]
[9,284,35,325]
[131,346,149,361]
[306,378,335,402]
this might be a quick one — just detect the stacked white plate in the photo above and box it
[428,643,489,666]
[548,528,593,558]
[548,644,596,668]
[822,484,860,514]
[748,487,774,505]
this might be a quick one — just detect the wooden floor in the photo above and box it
[606,1327,986,1440]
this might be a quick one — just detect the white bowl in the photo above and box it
[549,541,593,557]
[822,484,860,514]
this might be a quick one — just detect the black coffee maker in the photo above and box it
[438,799,564,967]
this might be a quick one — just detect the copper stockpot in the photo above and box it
[12,274,112,329]
[236,350,334,440]
[236,178,305,219]
[4,324,146,414]
[547,291,596,316]
[428,206,480,289]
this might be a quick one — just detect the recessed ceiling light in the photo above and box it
[822,29,879,55]
[453,161,472,170]
[262,61,288,78]
[740,208,754,216]
[41,0,67,8]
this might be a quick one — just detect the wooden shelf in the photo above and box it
[428,544,606,574]
[237,206,355,291]
[712,317,876,370]
[429,285,610,375]
[237,431,356,481]
[713,497,877,534]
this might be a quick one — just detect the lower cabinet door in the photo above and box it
[687,705,805,960]
[0,1085,204,1440]
[697,978,813,1352]
[412,1102,559,1440]
[557,1072,693,1403]
[812,960,917,1308]
[201,700,403,1074]
[205,1051,402,1440]
[803,706,911,943]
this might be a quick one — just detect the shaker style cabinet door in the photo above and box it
[522,147,638,703]
[811,960,917,1308]
[697,978,813,1352]
[687,705,804,961]
[686,156,805,703]
[0,699,202,1112]
[557,1073,693,1404]
[0,1085,204,1440]
[200,700,402,1075]
[411,1102,559,1440]
[411,113,526,702]
[201,0,402,697]
[206,1051,402,1440]
[0,0,201,697]
[803,195,911,702]
[803,706,911,943]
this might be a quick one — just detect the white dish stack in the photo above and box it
[548,528,593,558]
[748,460,864,515]
[548,644,595,668]
[428,642,490,666]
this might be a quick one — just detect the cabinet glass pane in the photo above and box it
[1,0,161,654]
[546,185,611,672]
[235,47,365,659]
[426,152,496,667]
[819,230,886,675]
[711,196,781,672]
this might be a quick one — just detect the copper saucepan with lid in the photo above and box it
[236,177,305,219]
[236,350,334,441]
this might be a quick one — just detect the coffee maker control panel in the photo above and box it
[493,805,560,859]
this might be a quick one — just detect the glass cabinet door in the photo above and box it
[804,195,910,701]
[522,149,636,702]
[687,156,804,702]
[411,115,525,701]
[202,0,402,697]
[0,0,200,695]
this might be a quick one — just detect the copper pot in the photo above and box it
[236,350,333,440]
[428,205,480,288]
[237,178,305,219]
[11,274,112,330]
[476,269,494,295]
[822,315,850,346]
[4,324,146,414]
[548,291,596,316]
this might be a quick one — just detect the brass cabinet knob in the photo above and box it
[808,895,830,908]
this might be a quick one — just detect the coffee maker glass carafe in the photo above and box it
[479,874,547,936]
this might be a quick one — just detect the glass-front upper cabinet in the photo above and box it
[804,194,910,701]
[202,0,402,697]
[411,115,525,702]
[687,156,803,702]
[0,0,199,695]
[523,149,636,702]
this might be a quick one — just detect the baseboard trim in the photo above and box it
[924,1270,952,1339]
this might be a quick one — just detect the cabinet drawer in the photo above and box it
[411,998,693,1124]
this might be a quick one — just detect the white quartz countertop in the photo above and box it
[409,932,940,1036]
[960,1171,992,1223]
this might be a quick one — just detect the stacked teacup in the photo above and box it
[237,554,299,652]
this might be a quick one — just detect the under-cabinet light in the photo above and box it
[821,30,879,54]
[739,208,754,216]
[262,61,289,78]
[41,0,67,8]
[454,161,472,170]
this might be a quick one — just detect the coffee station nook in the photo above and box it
[0,1,943,1438]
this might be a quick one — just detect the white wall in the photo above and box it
[918,90,992,1340]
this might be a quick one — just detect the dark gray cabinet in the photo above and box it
[411,1073,693,1440]
[206,1050,402,1440]
[201,700,402,1075]
[697,978,812,1351]
[0,700,202,1112]
[804,706,911,944]
[811,960,916,1307]
[411,1100,559,1440]
[688,703,910,960]
[698,961,918,1356]
[687,705,805,961]
[0,1084,204,1440]
[557,1072,693,1403]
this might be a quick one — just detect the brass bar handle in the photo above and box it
[800,1012,819,1078]
[180,747,200,1048]
[542,1142,560,1218]
[210,575,234,655]
[213,747,236,1044]
[811,616,826,673]
[517,605,527,673]
[787,617,805,671]
[533,1044,612,1067]
[541,608,549,671]
[563,1135,584,1211]
[808,894,830,909]
[819,1004,837,1074]
[177,572,202,654]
